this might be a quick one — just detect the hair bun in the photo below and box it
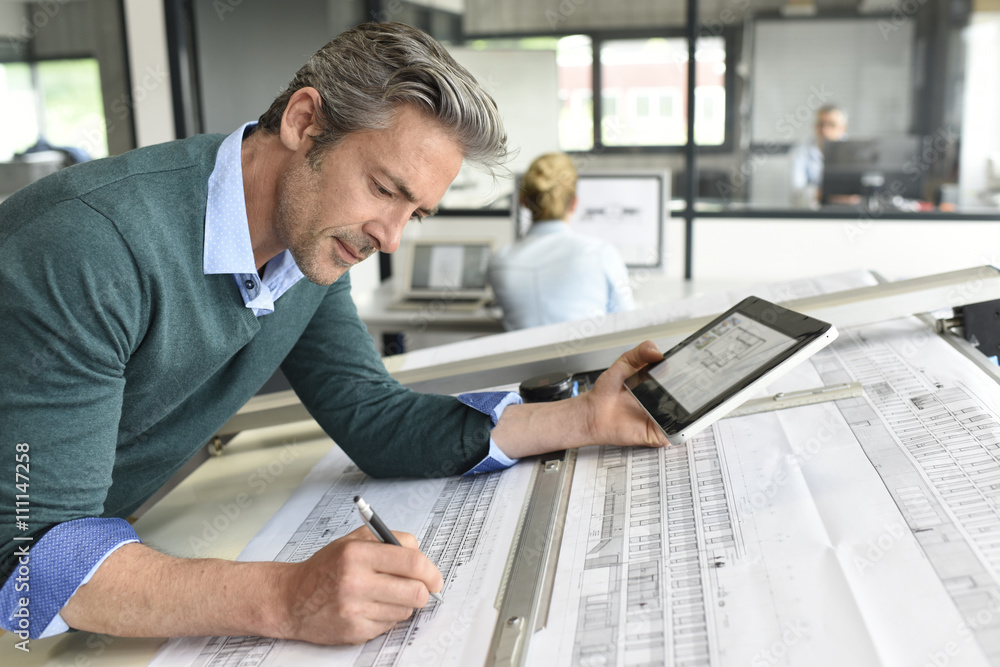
[521,153,577,221]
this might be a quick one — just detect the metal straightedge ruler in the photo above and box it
[726,382,865,418]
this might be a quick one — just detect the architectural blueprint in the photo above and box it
[149,446,534,667]
[527,315,1000,666]
[152,271,1000,666]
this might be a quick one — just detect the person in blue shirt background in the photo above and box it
[789,104,849,208]
[489,152,635,330]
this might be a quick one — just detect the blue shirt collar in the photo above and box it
[203,122,305,316]
[204,121,258,276]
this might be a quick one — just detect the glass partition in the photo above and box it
[708,5,999,216]
[600,36,725,148]
[464,0,1000,219]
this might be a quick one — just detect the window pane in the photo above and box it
[600,36,725,147]
[556,35,593,151]
[0,63,40,158]
[600,38,688,146]
[602,91,619,118]
[694,38,726,146]
[634,92,651,117]
[37,59,107,158]
[658,91,677,118]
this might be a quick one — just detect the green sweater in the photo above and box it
[0,134,492,574]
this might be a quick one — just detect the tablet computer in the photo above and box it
[624,296,838,445]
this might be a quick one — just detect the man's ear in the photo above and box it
[279,87,323,152]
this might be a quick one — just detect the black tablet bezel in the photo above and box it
[624,296,834,437]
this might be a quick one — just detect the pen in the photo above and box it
[354,495,445,604]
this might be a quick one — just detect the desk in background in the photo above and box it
[354,272,734,355]
[353,277,505,353]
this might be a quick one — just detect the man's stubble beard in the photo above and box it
[275,160,374,286]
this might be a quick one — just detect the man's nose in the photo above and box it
[366,210,409,254]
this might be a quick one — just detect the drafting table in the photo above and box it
[351,270,714,355]
[6,267,1000,666]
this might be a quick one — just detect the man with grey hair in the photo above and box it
[0,22,665,646]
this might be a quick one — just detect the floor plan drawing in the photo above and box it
[149,449,534,667]
[150,271,1000,666]
[559,428,740,666]
[814,321,1000,662]
[528,315,1000,666]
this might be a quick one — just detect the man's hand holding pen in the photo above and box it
[271,340,667,646]
[276,523,443,645]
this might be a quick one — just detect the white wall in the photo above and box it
[751,18,914,142]
[122,0,175,147]
[194,0,352,134]
[692,217,1000,286]
[441,47,560,209]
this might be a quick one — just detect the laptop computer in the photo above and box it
[389,239,494,311]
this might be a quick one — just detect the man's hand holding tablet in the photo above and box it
[491,299,834,460]
[624,297,838,445]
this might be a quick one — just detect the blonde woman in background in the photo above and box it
[489,153,635,330]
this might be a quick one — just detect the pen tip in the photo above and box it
[353,495,360,502]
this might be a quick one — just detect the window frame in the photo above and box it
[461,27,738,156]
[590,28,737,155]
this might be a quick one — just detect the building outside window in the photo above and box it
[598,36,726,148]
[470,33,728,153]
[0,58,107,161]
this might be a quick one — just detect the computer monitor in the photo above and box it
[402,239,493,301]
[822,136,925,203]
[512,172,667,269]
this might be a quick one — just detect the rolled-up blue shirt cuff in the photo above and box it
[1,517,140,638]
[457,391,522,474]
